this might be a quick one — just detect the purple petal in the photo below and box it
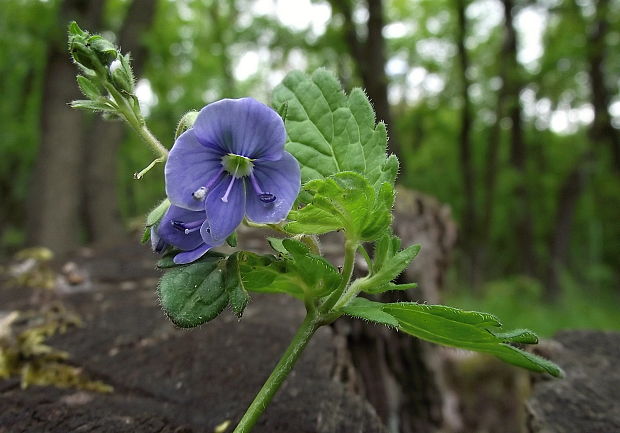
[173,244,212,265]
[193,98,285,161]
[165,129,225,211]
[157,205,206,251]
[245,152,301,224]
[202,175,246,243]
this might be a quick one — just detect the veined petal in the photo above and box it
[165,129,225,211]
[157,205,206,251]
[193,98,285,161]
[203,175,246,243]
[245,152,301,224]
[173,244,212,265]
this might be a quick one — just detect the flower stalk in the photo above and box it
[232,313,319,433]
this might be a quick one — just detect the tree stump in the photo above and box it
[526,330,620,433]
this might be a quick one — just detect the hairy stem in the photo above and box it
[103,82,168,160]
[320,239,358,313]
[233,313,319,433]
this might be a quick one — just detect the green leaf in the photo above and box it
[226,231,238,248]
[370,243,421,285]
[364,281,417,294]
[225,252,250,317]
[146,198,170,227]
[341,297,399,327]
[235,242,340,299]
[273,69,398,190]
[158,258,229,328]
[70,99,116,112]
[76,75,101,100]
[382,303,563,377]
[339,300,562,376]
[286,172,393,241]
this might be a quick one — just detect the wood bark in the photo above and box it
[329,0,400,156]
[84,0,157,245]
[27,0,104,254]
[501,0,536,276]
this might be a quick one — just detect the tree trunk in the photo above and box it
[546,0,616,299]
[455,0,478,285]
[478,3,512,284]
[27,0,104,254]
[586,0,620,170]
[83,0,157,245]
[329,0,400,156]
[501,0,536,276]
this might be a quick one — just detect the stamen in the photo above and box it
[221,176,237,203]
[250,173,277,204]
[192,168,225,201]
[171,219,203,233]
[192,187,207,200]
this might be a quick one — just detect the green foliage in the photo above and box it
[236,240,340,299]
[272,69,398,190]
[158,257,229,328]
[286,172,394,242]
[340,298,563,377]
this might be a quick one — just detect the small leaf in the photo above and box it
[369,243,421,287]
[490,329,539,344]
[226,231,238,248]
[146,198,170,228]
[364,281,417,294]
[286,172,391,241]
[267,237,288,255]
[340,298,398,327]
[70,99,116,112]
[76,75,101,99]
[158,258,228,328]
[225,252,250,317]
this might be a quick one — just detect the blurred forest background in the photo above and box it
[1,0,619,335]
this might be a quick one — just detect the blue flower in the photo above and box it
[157,97,301,264]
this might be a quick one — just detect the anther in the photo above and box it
[192,187,207,200]
[259,193,276,203]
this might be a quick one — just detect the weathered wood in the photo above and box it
[526,330,620,433]
[0,244,386,433]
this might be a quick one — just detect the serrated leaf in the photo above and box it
[382,303,563,377]
[370,243,421,285]
[341,298,399,327]
[490,329,539,344]
[158,258,229,328]
[273,69,397,190]
[347,88,389,187]
[286,172,392,241]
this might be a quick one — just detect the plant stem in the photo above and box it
[104,82,169,160]
[233,313,319,433]
[320,239,357,313]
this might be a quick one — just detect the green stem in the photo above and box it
[233,313,319,433]
[320,239,357,313]
[103,82,169,160]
